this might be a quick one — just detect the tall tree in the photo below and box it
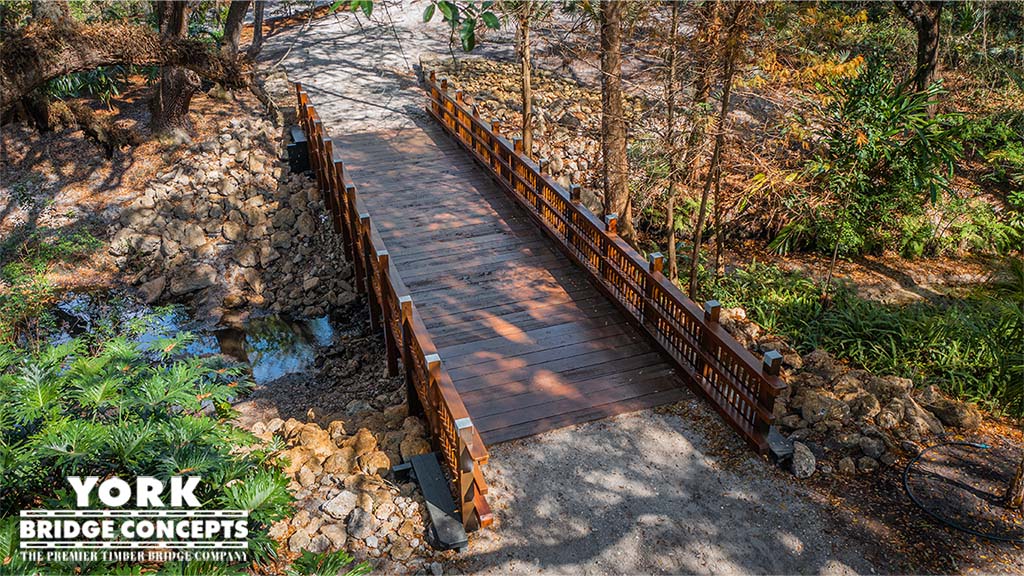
[688,1,749,300]
[247,0,267,59]
[222,0,252,57]
[150,1,202,133]
[663,0,681,280]
[600,0,633,240]
[895,0,944,93]
[500,1,551,158]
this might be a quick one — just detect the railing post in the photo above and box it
[348,187,365,294]
[400,297,424,416]
[360,213,380,331]
[490,120,502,176]
[423,354,442,439]
[600,214,617,286]
[322,138,338,220]
[456,417,480,531]
[379,250,399,377]
[700,300,721,388]
[757,350,784,443]
[644,252,664,328]
[332,161,354,259]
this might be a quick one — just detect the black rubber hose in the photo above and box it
[903,441,1024,544]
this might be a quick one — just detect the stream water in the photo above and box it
[53,292,338,385]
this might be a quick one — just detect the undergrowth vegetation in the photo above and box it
[712,260,1024,417]
[0,317,302,575]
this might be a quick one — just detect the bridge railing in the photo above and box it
[295,83,492,531]
[424,72,787,453]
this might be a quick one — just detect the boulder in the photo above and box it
[281,446,317,477]
[791,442,816,479]
[322,447,357,475]
[849,393,881,420]
[926,398,982,430]
[344,428,378,457]
[400,436,432,461]
[859,436,886,459]
[857,456,879,473]
[138,275,166,304]
[321,490,359,520]
[798,389,838,424]
[359,451,391,475]
[347,507,376,539]
[320,523,347,549]
[169,264,217,296]
[837,457,856,475]
[288,530,310,553]
[307,534,331,555]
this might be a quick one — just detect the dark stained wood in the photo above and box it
[335,125,688,444]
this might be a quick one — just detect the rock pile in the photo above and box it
[107,116,356,321]
[253,408,445,570]
[718,307,984,477]
[428,58,646,212]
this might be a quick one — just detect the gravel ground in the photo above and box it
[263,5,886,573]
[452,405,877,576]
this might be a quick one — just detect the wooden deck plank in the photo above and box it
[334,122,687,444]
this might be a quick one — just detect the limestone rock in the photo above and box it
[791,441,816,479]
[347,507,376,539]
[321,490,359,520]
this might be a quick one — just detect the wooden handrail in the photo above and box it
[423,71,787,453]
[294,82,492,531]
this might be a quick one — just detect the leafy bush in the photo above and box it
[712,261,1024,416]
[0,321,294,574]
[775,59,964,258]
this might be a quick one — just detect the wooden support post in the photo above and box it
[758,350,784,442]
[456,417,481,531]
[569,184,581,203]
[700,299,722,389]
[361,213,380,331]
[605,214,618,235]
[424,354,442,440]
[333,161,353,259]
[322,138,337,220]
[379,250,399,377]
[490,120,502,175]
[400,296,423,416]
[348,186,365,293]
[539,158,549,174]
[644,252,664,328]
[703,299,721,322]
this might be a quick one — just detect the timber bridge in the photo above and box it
[293,73,786,534]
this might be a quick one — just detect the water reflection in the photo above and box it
[53,293,335,386]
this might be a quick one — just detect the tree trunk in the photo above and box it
[518,13,533,158]
[665,1,680,281]
[222,0,252,57]
[247,0,266,59]
[600,0,633,241]
[0,20,250,114]
[895,1,943,93]
[152,0,195,133]
[688,2,747,300]
[1008,453,1024,511]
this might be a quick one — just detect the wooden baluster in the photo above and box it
[378,250,399,377]
[456,417,481,531]
[566,184,581,256]
[455,91,465,141]
[361,213,380,331]
[306,106,319,179]
[440,78,450,127]
[471,105,481,154]
[603,214,617,287]
[511,137,524,200]
[491,120,502,176]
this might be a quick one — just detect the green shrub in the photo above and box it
[0,321,293,574]
[712,261,1024,416]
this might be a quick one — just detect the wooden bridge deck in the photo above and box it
[335,124,686,444]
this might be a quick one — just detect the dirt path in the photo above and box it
[262,4,887,573]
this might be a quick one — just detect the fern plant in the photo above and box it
[0,318,295,574]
